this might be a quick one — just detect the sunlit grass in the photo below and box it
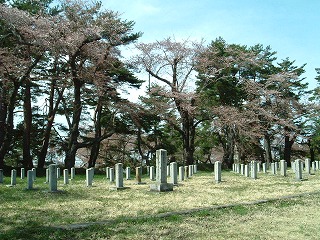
[1,167,320,239]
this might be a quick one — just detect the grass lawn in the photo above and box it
[1,168,320,239]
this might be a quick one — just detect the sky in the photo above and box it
[101,0,320,97]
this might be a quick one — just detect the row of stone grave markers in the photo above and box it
[232,159,318,181]
[102,149,199,192]
[0,149,203,192]
[0,166,77,192]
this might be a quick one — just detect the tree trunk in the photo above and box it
[307,139,315,162]
[37,80,64,168]
[219,126,235,169]
[22,78,33,169]
[88,100,102,168]
[284,135,295,167]
[264,134,272,166]
[65,78,83,170]
[0,82,20,168]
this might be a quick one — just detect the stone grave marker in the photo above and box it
[188,165,193,177]
[86,168,94,187]
[109,168,114,183]
[178,166,184,182]
[170,162,178,186]
[244,165,249,177]
[150,166,155,181]
[150,149,173,192]
[262,163,267,173]
[184,166,189,179]
[45,168,49,183]
[71,167,75,180]
[271,163,276,175]
[10,169,17,186]
[295,159,303,181]
[32,168,36,181]
[63,169,69,185]
[135,166,146,184]
[215,161,221,183]
[280,160,287,177]
[110,163,129,190]
[57,167,61,179]
[126,167,131,180]
[21,168,25,179]
[305,158,311,175]
[27,170,34,190]
[106,167,110,179]
[251,161,257,179]
[49,164,58,192]
[240,164,245,175]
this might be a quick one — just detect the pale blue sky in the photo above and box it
[102,0,320,91]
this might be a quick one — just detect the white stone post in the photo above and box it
[45,168,49,183]
[184,166,189,179]
[63,169,69,185]
[167,165,170,177]
[32,168,36,181]
[71,167,75,180]
[193,164,197,174]
[147,166,150,176]
[251,161,257,179]
[188,165,193,177]
[86,168,94,187]
[178,166,184,181]
[291,162,296,173]
[280,160,287,177]
[21,168,25,179]
[312,161,316,172]
[56,167,60,179]
[271,163,276,175]
[274,162,279,170]
[11,169,17,186]
[214,161,221,183]
[150,149,173,192]
[106,167,110,179]
[244,165,249,177]
[240,164,245,175]
[109,168,114,182]
[295,159,302,181]
[115,163,124,188]
[262,163,267,173]
[257,162,261,172]
[126,167,131,180]
[305,158,311,175]
[27,170,33,190]
[49,164,58,192]
[170,162,178,185]
[150,166,155,181]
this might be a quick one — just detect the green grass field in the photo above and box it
[1,168,320,239]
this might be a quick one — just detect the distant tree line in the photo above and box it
[0,0,319,170]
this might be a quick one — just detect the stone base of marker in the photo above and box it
[150,182,173,192]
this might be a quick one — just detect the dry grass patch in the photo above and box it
[1,168,320,236]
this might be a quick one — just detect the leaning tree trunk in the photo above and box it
[88,100,102,168]
[37,84,64,168]
[65,78,83,170]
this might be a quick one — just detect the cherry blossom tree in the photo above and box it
[131,38,206,165]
